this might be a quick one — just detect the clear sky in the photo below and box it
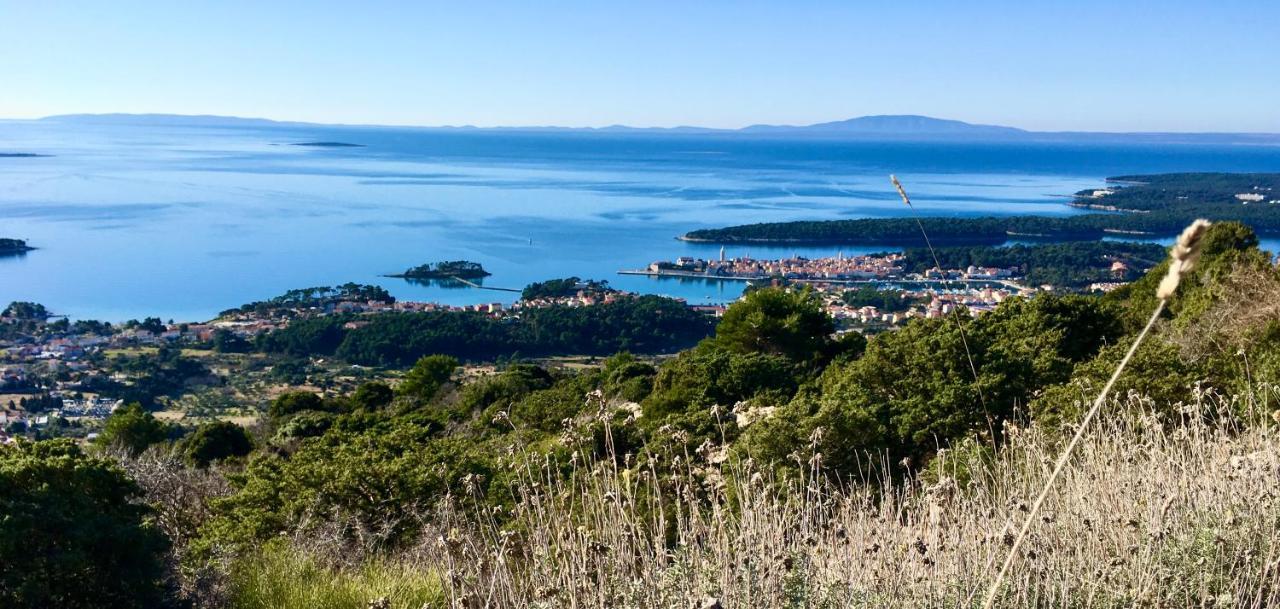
[2,1,1277,132]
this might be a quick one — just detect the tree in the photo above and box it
[2,301,49,321]
[713,287,834,361]
[268,391,329,420]
[0,440,169,609]
[95,403,172,456]
[353,381,394,410]
[211,328,251,353]
[741,294,1121,476]
[180,420,253,467]
[398,355,459,401]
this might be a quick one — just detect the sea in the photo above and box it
[3,119,1280,322]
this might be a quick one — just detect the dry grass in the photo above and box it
[1170,261,1280,361]
[389,388,1280,608]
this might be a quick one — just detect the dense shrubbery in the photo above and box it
[179,420,254,468]
[95,403,177,455]
[841,285,919,311]
[257,295,715,365]
[0,440,169,609]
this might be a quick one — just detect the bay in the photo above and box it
[2,119,1279,321]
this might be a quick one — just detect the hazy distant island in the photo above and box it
[0,152,50,158]
[0,238,35,255]
[682,172,1280,246]
[291,141,365,148]
[386,260,491,280]
[35,112,1280,144]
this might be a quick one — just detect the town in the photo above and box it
[625,249,1040,320]
[3,244,1145,445]
[627,248,1027,283]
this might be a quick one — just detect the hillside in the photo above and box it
[4,220,1279,607]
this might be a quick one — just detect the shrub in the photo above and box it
[181,420,254,468]
[95,402,173,456]
[713,287,834,361]
[0,440,169,609]
[397,355,458,401]
[269,392,330,420]
[353,381,395,410]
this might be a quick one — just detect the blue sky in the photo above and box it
[2,1,1277,131]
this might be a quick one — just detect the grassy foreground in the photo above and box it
[226,543,443,609]
[222,389,1279,608]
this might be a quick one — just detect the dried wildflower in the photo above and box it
[1156,219,1212,299]
[617,401,642,421]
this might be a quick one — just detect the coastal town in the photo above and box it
[626,247,1029,283]
[2,245,1151,444]
[624,249,1041,322]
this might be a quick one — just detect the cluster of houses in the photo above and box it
[515,289,629,310]
[818,284,1022,328]
[642,251,1029,285]
[0,395,124,444]
[649,251,911,281]
[923,265,1019,280]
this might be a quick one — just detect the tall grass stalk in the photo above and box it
[890,174,990,416]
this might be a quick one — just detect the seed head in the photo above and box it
[1156,219,1212,300]
[890,174,912,207]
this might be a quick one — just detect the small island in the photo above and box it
[0,238,35,256]
[0,153,51,158]
[386,260,491,280]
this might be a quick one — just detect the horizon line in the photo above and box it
[5,111,1280,137]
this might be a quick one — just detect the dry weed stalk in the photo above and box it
[889,175,989,417]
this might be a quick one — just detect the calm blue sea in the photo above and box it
[2,120,1279,321]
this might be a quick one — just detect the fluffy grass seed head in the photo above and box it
[890,174,912,206]
[1156,219,1212,300]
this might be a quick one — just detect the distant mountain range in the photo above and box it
[739,115,1027,137]
[36,113,1280,143]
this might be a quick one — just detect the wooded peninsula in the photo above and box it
[681,172,1280,245]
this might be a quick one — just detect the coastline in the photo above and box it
[618,268,1021,290]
